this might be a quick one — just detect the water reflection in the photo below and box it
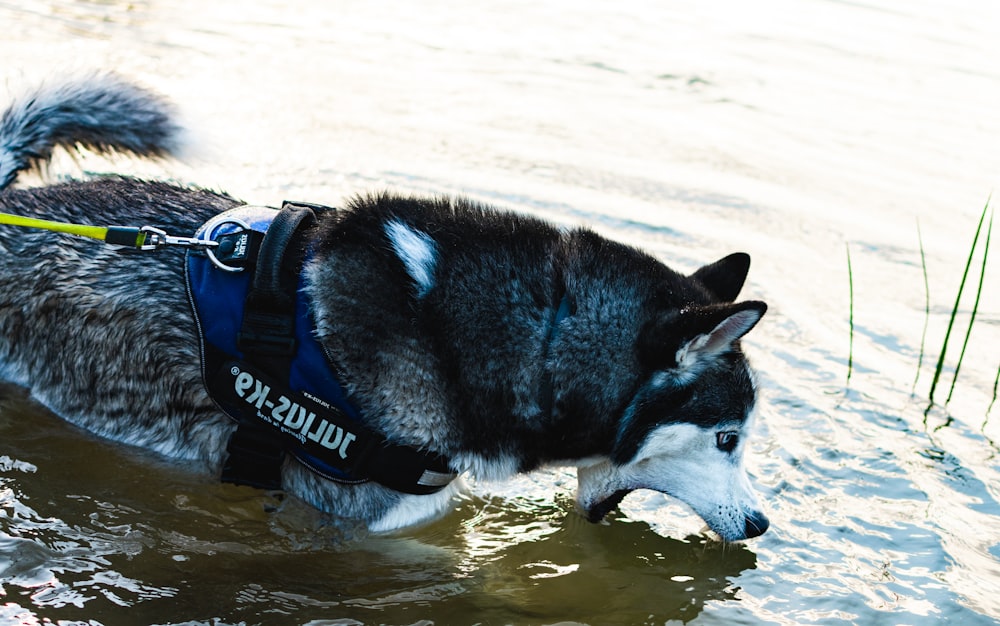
[445,507,758,623]
[3,0,1000,622]
[7,0,150,40]
[1,379,761,624]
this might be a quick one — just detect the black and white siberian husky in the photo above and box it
[0,74,769,541]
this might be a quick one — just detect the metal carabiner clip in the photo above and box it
[136,226,222,251]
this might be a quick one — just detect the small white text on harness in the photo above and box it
[232,367,356,459]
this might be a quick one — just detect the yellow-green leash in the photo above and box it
[0,210,218,250]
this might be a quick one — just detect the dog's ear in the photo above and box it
[689,252,751,302]
[638,300,767,376]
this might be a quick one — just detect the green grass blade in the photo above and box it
[946,207,993,404]
[846,243,854,386]
[928,198,991,404]
[913,219,930,393]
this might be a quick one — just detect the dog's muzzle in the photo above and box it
[743,508,769,539]
[587,491,770,541]
[586,489,632,523]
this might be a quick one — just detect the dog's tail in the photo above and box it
[0,72,183,190]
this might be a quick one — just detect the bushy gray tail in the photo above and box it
[0,72,182,190]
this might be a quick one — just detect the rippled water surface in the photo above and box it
[2,1,999,624]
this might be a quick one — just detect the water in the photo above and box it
[1,0,999,624]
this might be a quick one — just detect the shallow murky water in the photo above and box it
[1,0,999,624]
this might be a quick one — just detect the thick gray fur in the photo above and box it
[0,72,182,188]
[0,74,770,541]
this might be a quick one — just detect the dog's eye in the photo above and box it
[716,430,739,453]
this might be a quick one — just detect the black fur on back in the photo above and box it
[305,192,729,471]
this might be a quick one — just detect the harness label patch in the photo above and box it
[232,232,249,259]
[223,362,357,460]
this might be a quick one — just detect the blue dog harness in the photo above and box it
[185,202,457,495]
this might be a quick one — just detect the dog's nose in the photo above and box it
[744,510,769,539]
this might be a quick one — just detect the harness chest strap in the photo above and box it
[214,359,456,493]
[186,201,458,495]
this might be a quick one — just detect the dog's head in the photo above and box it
[576,253,769,541]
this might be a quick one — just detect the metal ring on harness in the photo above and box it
[197,215,252,273]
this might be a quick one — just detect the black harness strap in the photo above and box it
[222,202,319,490]
[213,201,459,495]
[213,359,456,495]
[237,203,317,361]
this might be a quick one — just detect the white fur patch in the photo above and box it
[450,451,521,482]
[369,476,468,533]
[675,333,710,371]
[631,422,710,463]
[385,220,437,298]
[672,308,763,383]
[0,360,30,388]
